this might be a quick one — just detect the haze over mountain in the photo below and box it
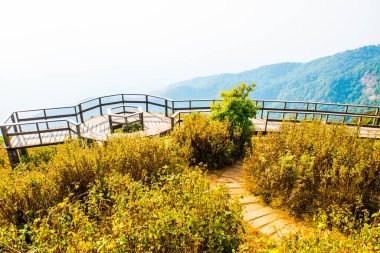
[158,45,380,105]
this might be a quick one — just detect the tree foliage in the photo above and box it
[211,83,258,157]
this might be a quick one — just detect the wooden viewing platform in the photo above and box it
[1,93,380,167]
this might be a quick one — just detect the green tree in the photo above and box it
[211,83,258,157]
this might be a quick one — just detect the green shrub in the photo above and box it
[0,137,9,170]
[122,122,142,133]
[244,121,380,229]
[0,169,244,252]
[0,135,185,226]
[171,113,235,169]
[19,146,57,168]
[280,221,380,253]
[211,83,258,158]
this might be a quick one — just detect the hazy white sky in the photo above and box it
[0,0,379,117]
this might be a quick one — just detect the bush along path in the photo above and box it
[208,160,300,240]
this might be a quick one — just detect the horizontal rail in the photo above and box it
[6,93,379,127]
[262,109,380,132]
[170,109,211,128]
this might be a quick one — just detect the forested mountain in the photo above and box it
[158,45,380,105]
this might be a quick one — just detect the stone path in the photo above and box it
[208,160,299,240]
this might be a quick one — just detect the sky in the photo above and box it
[0,0,379,118]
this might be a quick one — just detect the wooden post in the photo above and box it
[189,100,192,111]
[326,115,329,123]
[264,112,269,132]
[36,123,43,145]
[108,115,114,133]
[343,105,348,123]
[374,108,379,125]
[15,112,22,132]
[295,113,298,122]
[165,99,168,117]
[6,149,20,169]
[145,95,149,112]
[76,124,81,138]
[10,114,18,133]
[74,107,79,123]
[357,117,362,132]
[171,117,175,129]
[19,148,28,157]
[172,101,174,114]
[78,104,84,123]
[67,121,72,139]
[99,98,103,115]
[1,126,11,148]
[140,112,144,129]
[43,109,49,129]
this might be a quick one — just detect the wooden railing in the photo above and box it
[170,109,211,128]
[0,119,81,148]
[107,106,144,133]
[1,93,380,149]
[262,110,380,132]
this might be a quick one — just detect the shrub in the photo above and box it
[19,146,57,168]
[211,83,258,157]
[0,169,244,252]
[122,122,142,133]
[0,135,185,226]
[171,113,235,169]
[244,121,380,229]
[280,221,380,253]
[0,137,10,170]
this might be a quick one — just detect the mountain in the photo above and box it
[158,45,380,105]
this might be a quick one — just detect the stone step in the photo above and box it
[229,188,248,196]
[219,175,244,183]
[243,203,265,212]
[259,219,289,235]
[220,172,243,180]
[270,224,297,240]
[243,207,273,221]
[249,213,279,229]
[239,195,261,205]
[223,182,244,189]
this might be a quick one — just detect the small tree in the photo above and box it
[211,83,258,157]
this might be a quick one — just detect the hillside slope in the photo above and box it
[158,45,380,105]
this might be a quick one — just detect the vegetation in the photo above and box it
[172,83,257,169]
[1,80,379,251]
[172,113,235,169]
[122,122,142,133]
[211,83,258,158]
[244,121,380,231]
[0,136,244,252]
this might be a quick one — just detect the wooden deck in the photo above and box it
[82,112,172,141]
[8,115,380,149]
[252,119,380,138]
[9,112,172,147]
[10,130,70,148]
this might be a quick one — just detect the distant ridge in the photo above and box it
[157,45,380,105]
